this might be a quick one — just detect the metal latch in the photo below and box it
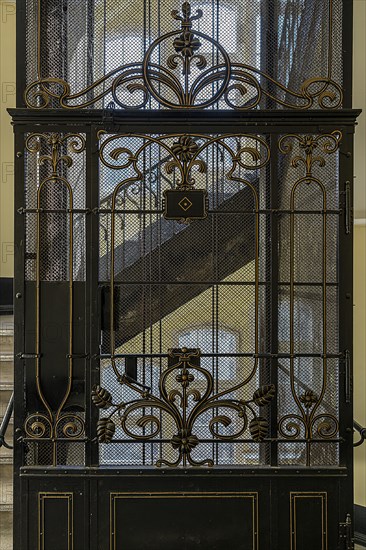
[345,181,352,234]
[339,514,353,550]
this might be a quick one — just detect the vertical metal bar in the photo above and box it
[156,0,161,109]
[338,129,354,467]
[148,0,151,109]
[342,0,353,108]
[157,131,163,464]
[149,143,153,465]
[102,0,106,101]
[13,125,26,549]
[88,126,101,467]
[261,0,278,109]
[344,349,351,404]
[215,0,219,108]
[338,127,354,527]
[142,143,147,465]
[214,139,219,465]
[345,181,351,234]
[86,0,95,102]
[144,0,147,109]
[269,132,279,467]
[62,0,68,91]
[16,0,27,107]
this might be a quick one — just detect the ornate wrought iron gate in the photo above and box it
[10,1,359,548]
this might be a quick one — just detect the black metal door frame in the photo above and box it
[10,0,359,546]
[9,107,360,549]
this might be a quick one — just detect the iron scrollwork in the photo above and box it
[25,133,86,176]
[24,1,342,111]
[93,348,276,468]
[95,131,273,467]
[277,131,342,464]
[278,131,342,180]
[98,131,270,223]
[23,133,86,465]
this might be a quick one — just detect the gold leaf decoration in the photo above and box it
[92,385,112,409]
[96,418,115,443]
[253,384,276,407]
[249,417,268,442]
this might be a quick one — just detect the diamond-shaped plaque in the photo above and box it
[163,189,208,223]
[178,196,193,211]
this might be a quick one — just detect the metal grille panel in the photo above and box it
[97,131,271,466]
[19,127,344,468]
[24,0,343,110]
[95,129,341,467]
[276,131,341,466]
[24,133,87,281]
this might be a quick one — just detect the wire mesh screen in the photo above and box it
[25,441,86,467]
[24,0,343,110]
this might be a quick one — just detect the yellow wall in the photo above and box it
[0,1,16,278]
[118,262,255,359]
[354,0,366,220]
[354,224,366,506]
[353,0,366,507]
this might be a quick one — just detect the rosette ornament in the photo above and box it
[175,370,194,388]
[299,390,318,410]
[171,429,199,454]
[171,135,199,161]
[173,31,201,57]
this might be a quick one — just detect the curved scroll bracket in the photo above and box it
[354,420,366,448]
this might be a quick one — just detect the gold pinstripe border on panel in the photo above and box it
[110,491,258,550]
[38,492,74,550]
[290,492,328,550]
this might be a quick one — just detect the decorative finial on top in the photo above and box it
[171,2,203,30]
[171,2,204,64]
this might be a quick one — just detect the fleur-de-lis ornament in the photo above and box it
[170,2,206,75]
